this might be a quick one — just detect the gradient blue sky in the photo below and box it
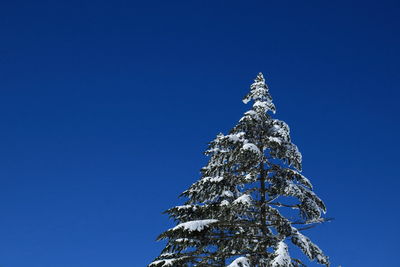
[0,0,399,266]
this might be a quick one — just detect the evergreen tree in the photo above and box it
[149,73,330,267]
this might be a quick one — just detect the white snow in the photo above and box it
[202,176,224,183]
[244,110,257,116]
[207,147,228,153]
[240,110,261,122]
[175,205,197,211]
[271,241,291,267]
[270,121,289,138]
[242,143,261,155]
[253,100,269,109]
[292,230,312,257]
[226,134,240,143]
[233,194,252,206]
[175,238,190,243]
[226,132,245,143]
[221,190,234,197]
[245,173,255,182]
[172,219,218,232]
[291,228,329,264]
[220,200,230,206]
[227,256,250,267]
[284,183,302,197]
[242,97,251,104]
[160,252,174,257]
[149,259,175,267]
[268,136,282,145]
[149,256,189,267]
[253,100,275,113]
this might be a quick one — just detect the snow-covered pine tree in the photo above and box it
[149,73,329,267]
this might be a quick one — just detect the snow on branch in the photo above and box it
[227,256,251,267]
[171,219,218,232]
[271,241,292,267]
[233,194,252,206]
[291,228,329,266]
[242,143,261,156]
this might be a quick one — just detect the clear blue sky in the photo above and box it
[0,0,399,266]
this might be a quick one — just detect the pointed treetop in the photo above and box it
[243,72,276,113]
[256,72,265,82]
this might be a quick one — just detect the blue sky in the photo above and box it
[0,0,399,266]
